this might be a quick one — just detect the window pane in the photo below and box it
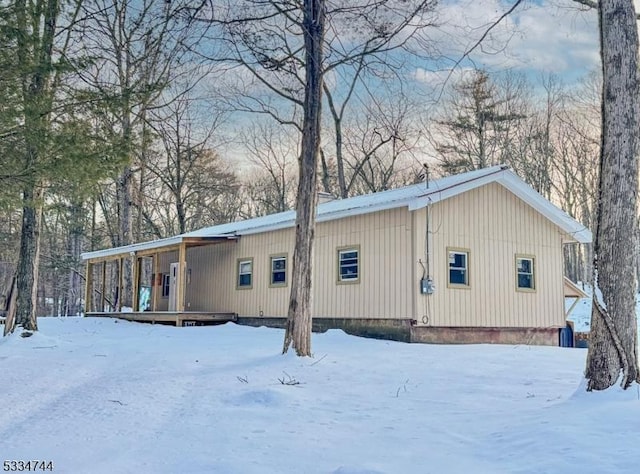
[239,273,252,286]
[271,257,286,285]
[340,251,357,260]
[341,268,358,279]
[240,261,252,273]
[162,274,170,297]
[449,252,466,268]
[449,269,467,285]
[338,249,359,281]
[448,251,468,285]
[518,274,533,289]
[517,259,531,273]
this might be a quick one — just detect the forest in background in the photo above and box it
[0,0,600,317]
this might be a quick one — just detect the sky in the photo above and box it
[217,0,637,169]
[412,0,601,89]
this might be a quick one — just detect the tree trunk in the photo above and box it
[3,277,17,336]
[3,0,59,335]
[66,201,83,316]
[283,0,325,357]
[585,0,640,391]
[117,166,134,309]
[6,183,44,332]
[319,148,333,194]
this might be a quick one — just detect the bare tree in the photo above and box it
[279,0,325,356]
[581,0,640,390]
[76,0,196,309]
[342,87,423,195]
[141,91,240,236]
[553,74,600,285]
[240,121,298,217]
[194,0,439,356]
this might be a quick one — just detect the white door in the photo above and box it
[168,262,179,311]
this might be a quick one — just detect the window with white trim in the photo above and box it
[516,256,535,290]
[448,249,469,287]
[270,255,287,286]
[237,259,253,289]
[338,247,359,282]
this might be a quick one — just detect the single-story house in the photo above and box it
[81,165,592,345]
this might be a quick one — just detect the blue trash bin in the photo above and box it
[559,325,574,347]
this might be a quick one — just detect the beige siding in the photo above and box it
[184,208,414,319]
[414,182,566,328]
[154,250,177,311]
[174,182,566,329]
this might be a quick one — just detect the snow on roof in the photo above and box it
[81,165,592,261]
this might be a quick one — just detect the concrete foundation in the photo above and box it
[237,317,561,346]
[237,317,413,342]
[410,326,560,345]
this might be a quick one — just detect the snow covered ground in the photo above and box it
[2,317,640,474]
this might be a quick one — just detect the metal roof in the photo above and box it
[81,165,592,261]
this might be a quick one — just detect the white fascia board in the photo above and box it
[497,173,592,244]
[81,236,184,261]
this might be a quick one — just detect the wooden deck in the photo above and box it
[87,311,237,327]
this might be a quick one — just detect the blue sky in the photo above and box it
[219,0,640,166]
[412,0,602,88]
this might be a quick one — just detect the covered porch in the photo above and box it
[82,235,237,326]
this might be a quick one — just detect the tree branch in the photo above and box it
[571,0,640,19]
[437,0,526,100]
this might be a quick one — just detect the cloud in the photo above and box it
[412,0,600,85]
[412,67,475,89]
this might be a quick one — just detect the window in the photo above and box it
[516,255,535,291]
[338,247,360,283]
[270,255,287,286]
[162,273,170,298]
[448,248,469,287]
[237,258,253,289]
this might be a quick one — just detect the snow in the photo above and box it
[2,318,640,473]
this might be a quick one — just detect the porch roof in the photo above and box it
[81,235,237,262]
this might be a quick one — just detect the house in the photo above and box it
[81,165,592,345]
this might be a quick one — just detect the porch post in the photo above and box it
[132,255,140,312]
[152,252,159,312]
[84,261,93,314]
[100,261,106,312]
[177,242,186,312]
[118,257,124,312]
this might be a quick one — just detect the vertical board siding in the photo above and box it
[417,183,566,328]
[184,207,413,319]
[165,181,566,328]
[155,250,178,311]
